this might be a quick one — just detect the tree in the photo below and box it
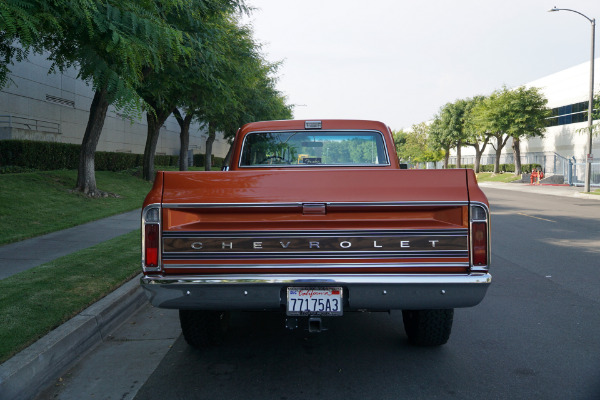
[441,100,470,168]
[176,16,291,172]
[463,96,490,173]
[201,25,292,171]
[472,88,513,174]
[1,1,192,194]
[137,2,249,179]
[0,0,63,88]
[428,100,470,168]
[505,86,549,175]
[394,123,443,167]
[428,115,453,168]
[48,1,193,195]
[392,129,409,161]
[173,108,193,171]
[473,86,549,175]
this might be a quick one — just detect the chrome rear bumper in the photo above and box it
[141,273,491,311]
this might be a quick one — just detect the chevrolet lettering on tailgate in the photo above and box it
[141,119,491,347]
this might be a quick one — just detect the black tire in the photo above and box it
[179,310,230,348]
[402,309,454,346]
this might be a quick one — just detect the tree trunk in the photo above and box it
[456,140,462,168]
[512,136,522,176]
[469,137,489,174]
[174,108,193,171]
[205,123,216,171]
[492,134,510,174]
[143,107,173,181]
[443,145,450,169]
[223,143,234,169]
[474,147,481,173]
[76,88,109,196]
[493,135,503,174]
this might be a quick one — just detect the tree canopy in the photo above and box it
[427,87,549,173]
[1,0,293,188]
[136,7,291,177]
[469,86,549,174]
[394,122,443,166]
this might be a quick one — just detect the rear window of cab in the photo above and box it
[239,130,389,167]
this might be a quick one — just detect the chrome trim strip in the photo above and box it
[162,262,471,270]
[163,203,303,209]
[327,201,468,208]
[162,229,468,237]
[142,273,491,285]
[161,201,471,209]
[162,252,469,260]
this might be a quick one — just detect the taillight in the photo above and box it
[470,205,489,269]
[472,222,487,266]
[145,224,159,268]
[143,206,161,271]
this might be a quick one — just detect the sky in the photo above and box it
[242,0,600,131]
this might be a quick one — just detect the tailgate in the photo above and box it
[157,169,473,275]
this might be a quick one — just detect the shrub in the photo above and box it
[445,163,542,174]
[0,140,210,173]
[521,164,543,173]
[192,154,224,169]
[0,140,79,170]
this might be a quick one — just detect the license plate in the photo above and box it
[286,287,343,316]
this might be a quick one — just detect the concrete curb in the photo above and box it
[0,274,146,400]
[478,181,600,200]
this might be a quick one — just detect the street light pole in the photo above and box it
[549,7,596,192]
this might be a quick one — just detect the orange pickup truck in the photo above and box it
[141,119,491,347]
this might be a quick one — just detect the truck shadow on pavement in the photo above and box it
[133,311,473,400]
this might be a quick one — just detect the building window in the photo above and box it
[546,101,595,127]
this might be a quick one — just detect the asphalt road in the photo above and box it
[39,188,600,400]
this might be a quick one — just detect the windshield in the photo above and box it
[239,130,389,167]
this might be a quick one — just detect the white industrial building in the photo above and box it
[0,51,231,160]
[453,57,600,185]
[522,58,599,159]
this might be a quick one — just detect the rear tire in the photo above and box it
[179,310,230,348]
[402,309,454,346]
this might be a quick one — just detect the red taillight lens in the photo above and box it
[472,221,487,266]
[145,224,159,268]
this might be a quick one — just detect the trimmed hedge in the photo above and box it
[0,140,80,170]
[447,163,542,173]
[0,139,222,172]
[193,153,225,168]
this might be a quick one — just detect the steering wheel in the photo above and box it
[259,155,290,164]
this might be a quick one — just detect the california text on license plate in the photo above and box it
[286,287,343,316]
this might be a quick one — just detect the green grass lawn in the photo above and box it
[0,170,153,245]
[0,230,141,363]
[476,172,522,183]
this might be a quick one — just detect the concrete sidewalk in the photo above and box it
[0,182,597,399]
[0,209,141,280]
